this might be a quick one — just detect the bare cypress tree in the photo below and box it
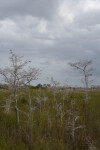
[69,60,93,103]
[24,67,40,122]
[50,77,59,104]
[0,50,29,123]
[67,99,83,141]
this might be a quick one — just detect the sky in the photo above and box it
[0,0,100,86]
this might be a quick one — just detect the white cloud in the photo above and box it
[37,19,47,33]
[58,2,74,24]
[83,0,100,12]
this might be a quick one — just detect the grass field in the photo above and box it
[0,88,100,150]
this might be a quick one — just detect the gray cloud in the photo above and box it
[0,0,60,20]
[0,0,100,86]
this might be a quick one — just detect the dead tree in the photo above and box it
[50,77,60,104]
[0,50,29,123]
[24,67,40,122]
[67,100,83,141]
[69,60,93,103]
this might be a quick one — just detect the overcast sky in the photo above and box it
[0,0,100,86]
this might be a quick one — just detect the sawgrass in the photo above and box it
[0,89,100,150]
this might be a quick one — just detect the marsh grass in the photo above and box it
[0,89,100,149]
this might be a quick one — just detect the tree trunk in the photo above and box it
[72,118,75,141]
[14,88,19,123]
[84,71,88,103]
[28,83,31,122]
